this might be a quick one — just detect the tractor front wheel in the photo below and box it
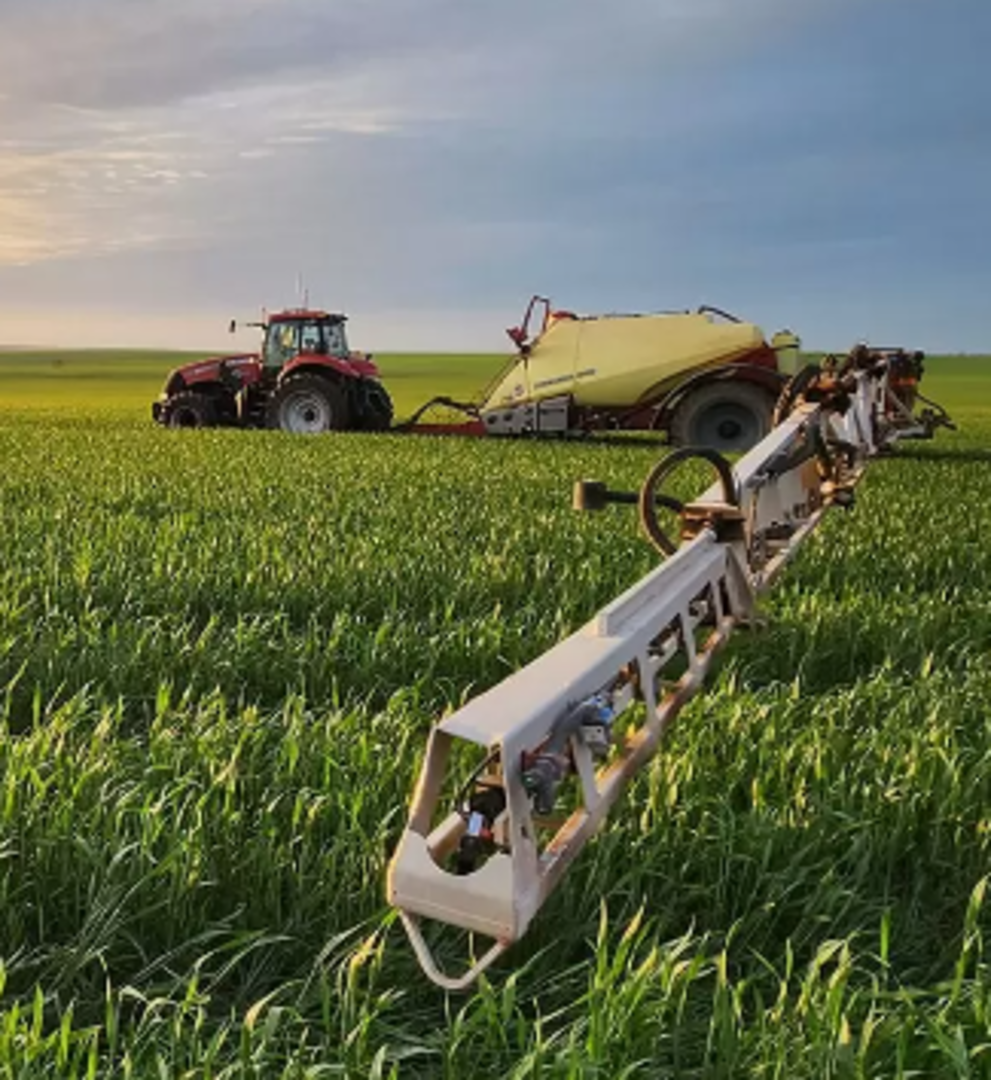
[164,391,218,429]
[669,382,773,453]
[266,374,350,434]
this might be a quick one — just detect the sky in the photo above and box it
[0,0,988,353]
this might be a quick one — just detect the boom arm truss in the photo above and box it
[386,350,950,990]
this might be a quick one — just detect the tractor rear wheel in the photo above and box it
[266,374,350,434]
[165,391,218,429]
[360,383,394,431]
[669,381,773,453]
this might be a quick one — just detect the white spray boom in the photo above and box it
[387,347,952,990]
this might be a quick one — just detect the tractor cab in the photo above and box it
[262,311,349,371]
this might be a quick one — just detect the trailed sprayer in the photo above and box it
[386,346,952,990]
[403,296,801,452]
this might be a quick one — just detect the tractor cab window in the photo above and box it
[300,322,323,353]
[264,323,300,369]
[323,321,347,355]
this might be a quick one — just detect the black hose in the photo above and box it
[773,364,822,426]
[637,447,737,556]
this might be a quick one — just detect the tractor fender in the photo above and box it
[280,354,380,383]
[651,363,786,430]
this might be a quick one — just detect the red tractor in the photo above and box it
[152,309,393,432]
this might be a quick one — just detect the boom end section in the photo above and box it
[388,832,520,943]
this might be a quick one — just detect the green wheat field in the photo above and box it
[0,349,989,1077]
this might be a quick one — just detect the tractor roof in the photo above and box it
[268,309,346,324]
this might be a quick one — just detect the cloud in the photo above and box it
[0,104,215,264]
[1,0,989,351]
[0,0,839,256]
[0,0,803,269]
[0,0,828,113]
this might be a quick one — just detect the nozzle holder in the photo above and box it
[573,480,637,512]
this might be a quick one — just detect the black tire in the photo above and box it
[265,374,350,433]
[164,391,218,429]
[669,381,774,453]
[359,382,394,431]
